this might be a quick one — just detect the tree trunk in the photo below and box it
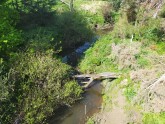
[70,0,74,12]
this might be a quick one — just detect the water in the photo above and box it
[49,30,112,123]
[49,82,103,124]
[62,36,99,66]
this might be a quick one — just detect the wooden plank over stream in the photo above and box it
[73,72,119,88]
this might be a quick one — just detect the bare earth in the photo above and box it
[95,91,127,124]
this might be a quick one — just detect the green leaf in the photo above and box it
[3,40,8,43]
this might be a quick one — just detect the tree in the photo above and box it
[0,5,21,61]
[9,0,56,13]
[0,0,7,4]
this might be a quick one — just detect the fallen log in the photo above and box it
[73,72,119,88]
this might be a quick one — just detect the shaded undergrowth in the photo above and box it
[0,1,96,124]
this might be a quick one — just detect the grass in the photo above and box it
[159,5,165,18]
[102,78,123,110]
[79,35,119,73]
[80,24,164,123]
[156,42,165,55]
[86,117,95,124]
[124,85,136,102]
[80,2,165,124]
[54,0,108,27]
[137,57,150,68]
[121,76,140,102]
[143,112,165,124]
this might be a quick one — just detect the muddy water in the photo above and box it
[49,82,103,124]
[49,29,112,124]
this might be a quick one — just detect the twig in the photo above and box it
[148,74,165,91]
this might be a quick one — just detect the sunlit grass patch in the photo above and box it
[143,112,165,124]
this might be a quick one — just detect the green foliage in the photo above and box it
[1,0,165,123]
[136,56,150,68]
[80,11,105,26]
[24,27,60,53]
[18,11,55,29]
[159,5,165,18]
[63,80,82,103]
[137,58,149,68]
[112,13,164,42]
[102,78,123,109]
[108,11,120,24]
[135,19,164,42]
[108,0,122,11]
[79,35,118,73]
[124,85,136,101]
[74,1,110,26]
[112,13,135,39]
[125,1,137,24]
[122,77,138,102]
[143,112,165,124]
[7,0,56,29]
[0,52,82,124]
[52,2,69,12]
[0,66,9,101]
[20,10,93,52]
[86,117,95,124]
[79,2,165,124]
[156,42,165,55]
[55,11,93,50]
[0,6,21,60]
[8,0,56,13]
[0,0,7,4]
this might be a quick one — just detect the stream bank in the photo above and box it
[48,28,113,124]
[49,82,103,124]
[48,36,103,124]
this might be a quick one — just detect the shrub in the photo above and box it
[8,0,56,13]
[0,66,9,101]
[0,52,82,124]
[136,19,163,41]
[112,13,135,39]
[75,1,107,25]
[108,0,122,11]
[55,11,93,50]
[23,27,60,53]
[0,6,22,60]
[81,11,105,26]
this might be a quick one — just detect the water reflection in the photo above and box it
[49,82,103,124]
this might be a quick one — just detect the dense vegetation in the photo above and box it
[1,0,116,122]
[0,0,165,123]
[0,0,93,123]
[80,0,165,123]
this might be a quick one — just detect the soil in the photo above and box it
[95,91,127,124]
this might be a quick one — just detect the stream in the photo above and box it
[49,29,111,124]
[49,83,103,124]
